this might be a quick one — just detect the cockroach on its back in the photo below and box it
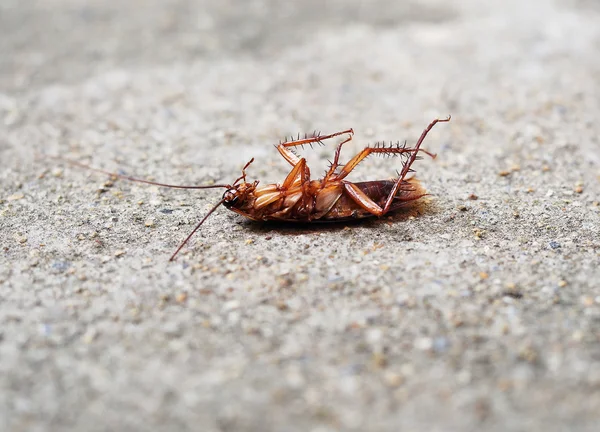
[58,116,450,261]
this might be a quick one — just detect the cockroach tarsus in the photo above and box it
[58,116,450,261]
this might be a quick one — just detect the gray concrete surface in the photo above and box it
[1,0,600,430]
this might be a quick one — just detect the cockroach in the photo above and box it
[59,116,450,261]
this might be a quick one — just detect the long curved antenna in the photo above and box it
[49,156,229,190]
[169,197,227,261]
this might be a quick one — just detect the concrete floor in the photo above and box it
[1,0,600,430]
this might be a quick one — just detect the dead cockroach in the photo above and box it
[59,116,450,261]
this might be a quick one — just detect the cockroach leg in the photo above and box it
[254,158,310,211]
[333,146,423,181]
[282,158,309,189]
[397,116,450,180]
[343,181,427,217]
[343,182,386,215]
[276,129,354,166]
[334,116,450,182]
[379,116,450,215]
[323,134,354,182]
[232,158,255,185]
[338,116,451,216]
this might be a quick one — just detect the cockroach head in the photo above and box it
[222,187,238,208]
[222,181,257,208]
[222,158,257,208]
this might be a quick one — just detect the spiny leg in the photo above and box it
[378,116,450,215]
[276,129,354,166]
[380,116,450,215]
[334,116,449,183]
[333,146,435,182]
[322,134,354,183]
[341,116,450,216]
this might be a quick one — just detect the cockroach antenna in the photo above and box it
[168,197,227,261]
[48,157,230,190]
[47,156,231,261]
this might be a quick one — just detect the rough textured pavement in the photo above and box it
[2,0,600,431]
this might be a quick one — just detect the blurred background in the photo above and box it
[1,0,455,92]
[2,1,600,431]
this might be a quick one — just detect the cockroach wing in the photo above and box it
[313,185,344,219]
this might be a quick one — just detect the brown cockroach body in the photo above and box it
[61,116,450,260]
[222,116,449,222]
